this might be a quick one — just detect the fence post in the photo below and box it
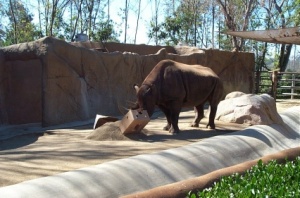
[271,70,278,100]
[291,74,295,99]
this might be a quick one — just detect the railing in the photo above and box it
[255,71,300,100]
[271,71,300,100]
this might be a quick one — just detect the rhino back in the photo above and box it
[144,60,221,106]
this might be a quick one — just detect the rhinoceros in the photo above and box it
[133,59,223,134]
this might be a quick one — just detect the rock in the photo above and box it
[174,46,205,55]
[216,93,283,125]
[225,91,246,99]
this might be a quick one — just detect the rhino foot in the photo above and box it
[190,123,199,127]
[169,128,180,134]
[170,131,179,135]
[206,124,215,129]
[163,124,171,131]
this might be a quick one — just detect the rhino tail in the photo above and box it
[209,80,224,106]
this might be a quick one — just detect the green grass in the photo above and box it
[188,157,300,198]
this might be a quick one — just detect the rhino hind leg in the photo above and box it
[206,105,217,129]
[191,104,204,127]
[206,81,223,129]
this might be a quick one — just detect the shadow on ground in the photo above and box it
[126,128,235,142]
[0,133,43,151]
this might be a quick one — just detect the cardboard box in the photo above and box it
[119,110,150,134]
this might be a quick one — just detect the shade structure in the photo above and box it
[226,27,300,45]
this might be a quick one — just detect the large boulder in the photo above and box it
[216,92,283,125]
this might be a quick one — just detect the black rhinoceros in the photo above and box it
[133,59,223,134]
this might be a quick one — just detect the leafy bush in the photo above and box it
[188,157,300,198]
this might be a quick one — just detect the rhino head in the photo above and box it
[132,84,157,117]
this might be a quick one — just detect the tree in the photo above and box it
[65,0,84,41]
[134,0,141,44]
[54,0,70,36]
[216,0,257,51]
[293,0,300,25]
[257,0,300,72]
[123,0,129,43]
[273,0,292,72]
[149,0,162,45]
[90,19,120,42]
[4,0,39,45]
[0,1,6,46]
[86,0,103,40]
[148,0,211,47]
[36,0,70,38]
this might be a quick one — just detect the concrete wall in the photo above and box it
[0,37,254,126]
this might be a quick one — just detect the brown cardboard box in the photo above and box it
[119,110,150,134]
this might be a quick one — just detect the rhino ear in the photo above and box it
[134,84,139,93]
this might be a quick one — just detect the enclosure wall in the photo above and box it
[0,37,254,126]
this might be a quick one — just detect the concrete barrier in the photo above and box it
[0,107,299,198]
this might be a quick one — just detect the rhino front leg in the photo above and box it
[158,105,171,131]
[191,104,204,127]
[207,105,217,129]
[169,102,182,134]
[169,113,180,134]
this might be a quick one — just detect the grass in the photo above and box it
[188,157,300,198]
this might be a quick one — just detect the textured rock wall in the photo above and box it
[0,37,254,126]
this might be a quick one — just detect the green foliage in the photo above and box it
[90,20,120,42]
[216,22,232,51]
[148,0,208,47]
[148,15,186,46]
[2,0,39,46]
[294,0,300,25]
[188,158,300,198]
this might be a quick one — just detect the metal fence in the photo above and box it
[255,71,300,100]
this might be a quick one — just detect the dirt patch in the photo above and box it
[0,103,298,187]
[276,99,300,112]
[86,121,148,141]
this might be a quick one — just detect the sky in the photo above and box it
[109,0,159,45]
[28,0,159,45]
[27,0,299,64]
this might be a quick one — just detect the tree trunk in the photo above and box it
[124,0,128,43]
[212,4,215,49]
[9,0,17,44]
[49,0,58,36]
[273,0,291,72]
[134,0,141,44]
[71,0,83,41]
[154,0,159,45]
[216,0,255,51]
[38,0,43,36]
[279,44,293,72]
[85,0,94,39]
[92,0,101,36]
